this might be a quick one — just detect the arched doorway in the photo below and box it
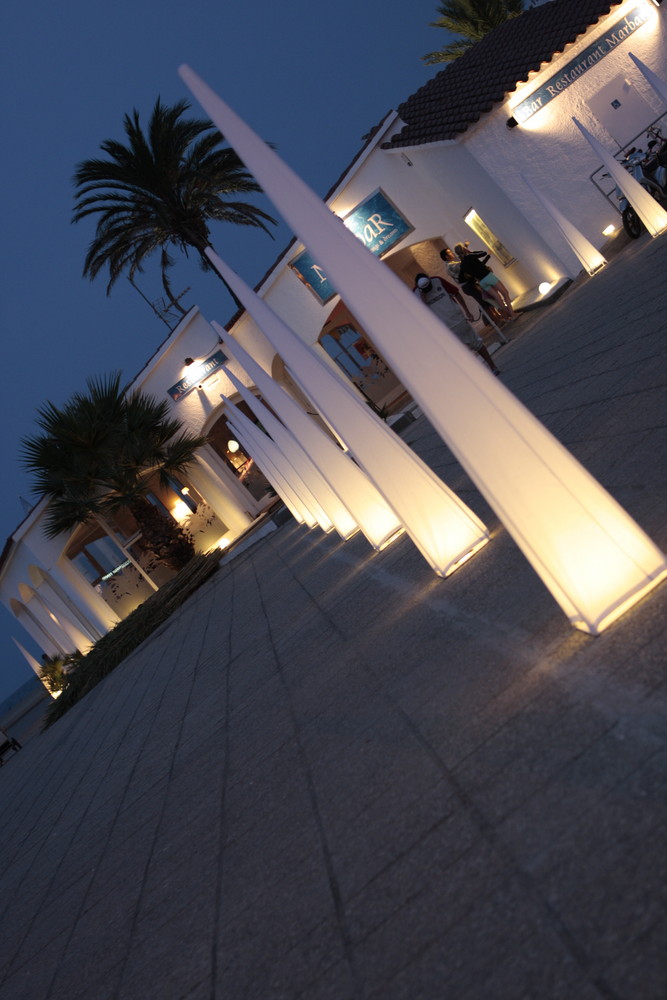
[318,301,406,415]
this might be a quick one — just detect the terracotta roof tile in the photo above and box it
[383,0,620,147]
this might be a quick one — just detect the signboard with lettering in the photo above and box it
[289,189,413,304]
[288,249,337,304]
[167,349,227,402]
[513,3,654,125]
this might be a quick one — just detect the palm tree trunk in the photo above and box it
[95,516,160,592]
[127,497,196,571]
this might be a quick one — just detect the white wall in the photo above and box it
[465,0,667,272]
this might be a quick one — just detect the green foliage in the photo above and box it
[21,372,204,567]
[42,550,222,727]
[423,0,525,64]
[72,98,276,296]
[39,652,83,695]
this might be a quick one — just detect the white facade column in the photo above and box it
[52,557,121,633]
[23,585,93,653]
[10,598,70,658]
[29,567,105,642]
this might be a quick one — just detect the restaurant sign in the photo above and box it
[289,189,413,304]
[513,3,654,125]
[167,349,227,402]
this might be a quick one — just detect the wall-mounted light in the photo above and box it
[538,281,552,295]
[507,116,518,129]
[602,224,617,236]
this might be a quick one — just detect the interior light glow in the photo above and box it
[217,538,231,550]
[171,499,192,522]
[227,439,240,453]
[602,224,617,236]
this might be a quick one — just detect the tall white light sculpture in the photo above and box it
[223,402,318,528]
[520,173,606,275]
[226,402,333,532]
[211,254,490,578]
[179,65,667,633]
[222,366,358,540]
[628,52,667,106]
[572,117,667,237]
[214,326,403,550]
[225,417,308,527]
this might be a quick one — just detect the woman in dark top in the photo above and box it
[454,243,517,321]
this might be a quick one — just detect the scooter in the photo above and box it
[606,131,667,238]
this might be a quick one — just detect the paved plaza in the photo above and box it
[0,232,666,999]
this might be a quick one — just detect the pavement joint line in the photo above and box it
[202,566,234,1000]
[0,636,175,966]
[107,584,221,1000]
[362,673,625,1000]
[249,557,365,1000]
[46,610,199,1000]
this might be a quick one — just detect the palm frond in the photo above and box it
[72,97,277,293]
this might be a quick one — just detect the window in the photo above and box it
[70,536,130,586]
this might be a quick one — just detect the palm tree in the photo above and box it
[423,0,525,64]
[21,373,207,570]
[72,98,277,309]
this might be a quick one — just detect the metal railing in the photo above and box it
[589,112,667,213]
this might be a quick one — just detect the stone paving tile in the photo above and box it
[217,914,345,998]
[605,919,667,1000]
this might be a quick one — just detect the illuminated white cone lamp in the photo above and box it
[572,117,667,238]
[225,413,310,527]
[214,326,403,550]
[222,367,358,540]
[628,51,667,107]
[223,402,317,528]
[210,253,490,578]
[225,416,308,527]
[180,65,667,633]
[227,401,333,532]
[521,173,606,275]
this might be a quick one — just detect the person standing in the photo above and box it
[454,244,517,321]
[440,248,508,340]
[413,273,501,375]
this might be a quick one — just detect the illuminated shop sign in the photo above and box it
[167,349,227,402]
[513,3,654,124]
[289,189,413,304]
